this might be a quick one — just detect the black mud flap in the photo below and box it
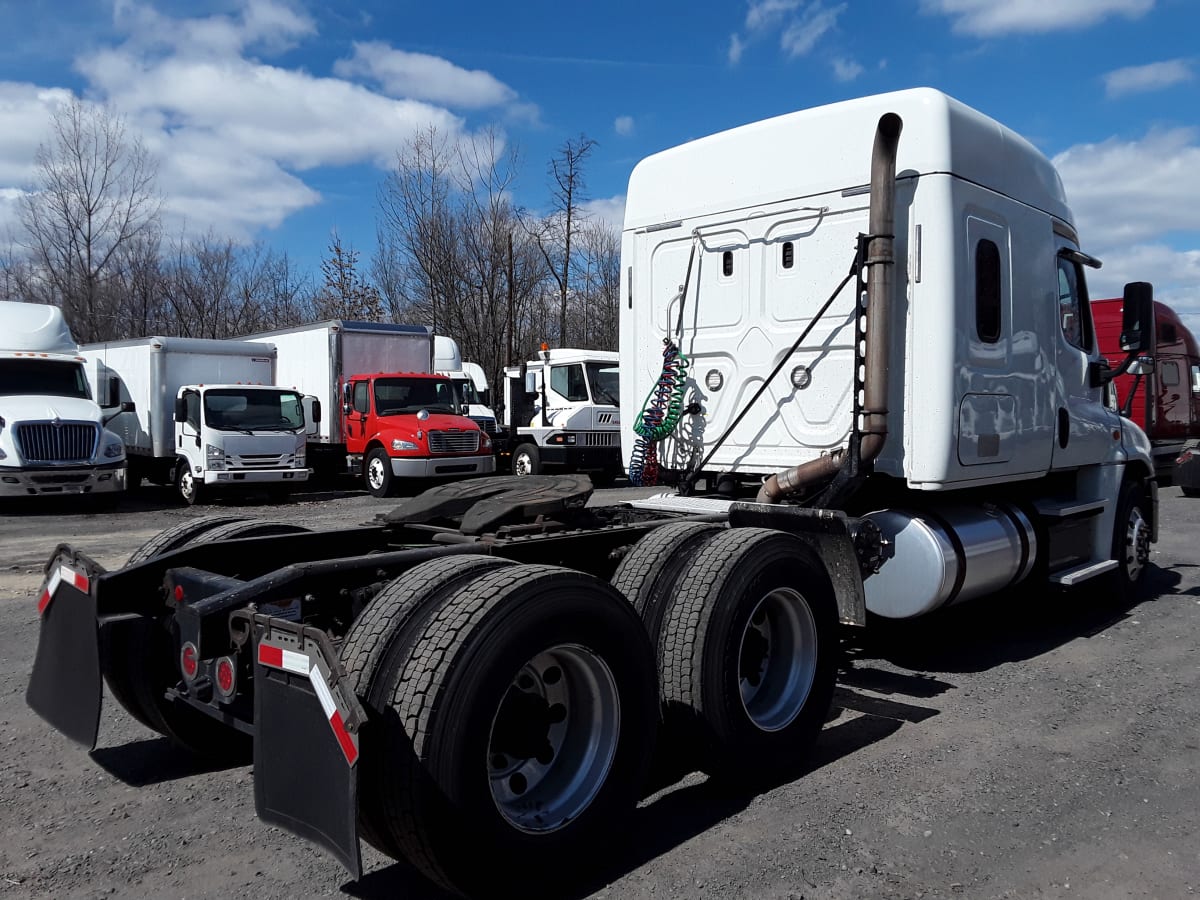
[26,546,105,749]
[251,615,365,880]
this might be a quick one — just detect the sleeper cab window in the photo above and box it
[975,238,1001,343]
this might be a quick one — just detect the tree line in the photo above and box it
[0,101,621,395]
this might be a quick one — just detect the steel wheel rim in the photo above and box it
[367,456,386,491]
[1124,504,1150,582]
[514,452,533,476]
[738,587,818,732]
[180,469,195,501]
[488,643,620,833]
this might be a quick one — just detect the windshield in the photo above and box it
[585,362,620,405]
[204,388,305,431]
[374,377,457,415]
[454,377,482,406]
[0,358,90,399]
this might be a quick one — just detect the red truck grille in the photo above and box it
[428,430,480,453]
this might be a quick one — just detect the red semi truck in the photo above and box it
[1094,297,1200,488]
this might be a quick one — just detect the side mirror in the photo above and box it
[120,400,136,414]
[1120,281,1154,352]
[1128,355,1154,376]
[174,396,187,423]
[524,372,537,395]
[342,402,353,416]
[1088,356,1113,389]
[311,399,322,425]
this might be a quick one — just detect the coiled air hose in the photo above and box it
[628,339,689,486]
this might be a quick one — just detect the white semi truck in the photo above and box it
[81,337,310,505]
[28,89,1158,896]
[497,346,623,483]
[0,301,126,500]
[433,335,497,434]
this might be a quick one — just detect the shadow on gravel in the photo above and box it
[344,693,929,900]
[845,562,1180,675]
[91,737,246,786]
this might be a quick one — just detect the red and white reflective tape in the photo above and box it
[257,642,359,766]
[37,564,90,617]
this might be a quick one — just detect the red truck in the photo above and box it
[1094,297,1200,489]
[343,372,495,497]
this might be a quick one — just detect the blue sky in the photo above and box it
[1,0,1198,327]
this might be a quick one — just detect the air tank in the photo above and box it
[863,503,1036,619]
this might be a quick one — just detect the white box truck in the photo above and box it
[81,337,309,505]
[0,301,126,500]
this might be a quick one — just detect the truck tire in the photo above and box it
[1182,487,1200,498]
[365,447,397,498]
[1110,479,1152,600]
[126,515,250,566]
[175,460,206,506]
[374,564,657,895]
[611,521,725,646]
[657,527,838,780]
[340,554,516,854]
[511,442,541,476]
[104,520,311,757]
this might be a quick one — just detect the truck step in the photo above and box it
[1032,498,1106,519]
[1048,559,1118,586]
[627,493,734,516]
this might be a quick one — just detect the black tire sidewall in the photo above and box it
[513,443,540,476]
[409,584,655,891]
[365,448,393,498]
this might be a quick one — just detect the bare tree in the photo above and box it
[316,232,383,321]
[538,134,596,347]
[19,99,161,341]
[572,218,621,350]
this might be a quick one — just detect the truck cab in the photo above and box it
[172,384,310,505]
[0,302,126,499]
[499,348,623,483]
[342,372,495,497]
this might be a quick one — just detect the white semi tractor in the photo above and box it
[433,334,497,434]
[0,301,126,500]
[28,88,1158,896]
[81,337,310,505]
[498,346,623,483]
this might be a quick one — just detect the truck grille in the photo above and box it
[469,416,497,434]
[14,422,99,463]
[583,431,618,447]
[428,430,480,454]
[226,453,295,469]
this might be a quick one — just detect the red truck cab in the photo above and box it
[1094,297,1200,483]
[343,372,495,497]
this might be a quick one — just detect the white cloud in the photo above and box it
[831,57,863,82]
[1055,128,1200,333]
[728,33,746,66]
[112,0,315,57]
[1104,59,1193,98]
[921,0,1154,37]
[730,1,844,64]
[614,115,634,137]
[780,2,845,57]
[333,41,521,110]
[0,83,75,185]
[583,195,626,231]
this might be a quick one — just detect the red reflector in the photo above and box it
[181,642,199,680]
[174,584,184,602]
[330,710,359,766]
[258,644,283,669]
[1179,450,1193,464]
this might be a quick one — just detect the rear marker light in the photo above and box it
[174,584,185,602]
[181,642,199,681]
[215,657,236,698]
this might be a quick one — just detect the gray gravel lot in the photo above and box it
[1,480,1198,899]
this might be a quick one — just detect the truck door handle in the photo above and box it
[1057,408,1070,449]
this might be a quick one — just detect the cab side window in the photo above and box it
[550,364,588,402]
[352,382,370,414]
[184,391,201,429]
[1056,256,1093,352]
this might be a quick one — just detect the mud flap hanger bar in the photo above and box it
[239,611,366,879]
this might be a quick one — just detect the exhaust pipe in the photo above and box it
[757,111,903,504]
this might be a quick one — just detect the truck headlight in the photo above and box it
[548,432,577,445]
[392,439,419,451]
[100,433,125,459]
[481,433,492,450]
[206,443,226,470]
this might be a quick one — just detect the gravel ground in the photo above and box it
[0,481,1197,899]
